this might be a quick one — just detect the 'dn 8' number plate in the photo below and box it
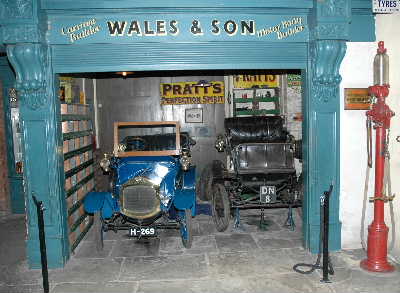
[260,185,277,203]
[129,227,156,237]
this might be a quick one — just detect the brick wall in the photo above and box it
[0,82,10,213]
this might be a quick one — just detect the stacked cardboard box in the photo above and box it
[61,101,95,252]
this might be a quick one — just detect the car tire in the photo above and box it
[294,140,302,161]
[296,173,304,202]
[295,173,304,220]
[212,183,230,232]
[93,212,104,252]
[197,160,225,202]
[180,209,193,249]
[197,163,213,201]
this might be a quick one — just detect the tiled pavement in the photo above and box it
[1,209,399,293]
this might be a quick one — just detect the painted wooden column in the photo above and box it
[1,0,69,268]
[6,43,69,268]
[303,0,349,252]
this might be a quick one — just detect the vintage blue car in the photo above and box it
[84,121,196,249]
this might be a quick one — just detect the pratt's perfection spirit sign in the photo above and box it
[51,15,308,44]
[160,81,224,105]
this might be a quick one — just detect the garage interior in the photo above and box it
[58,70,304,256]
[2,71,399,293]
[1,1,400,292]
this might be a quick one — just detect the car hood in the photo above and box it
[116,156,180,187]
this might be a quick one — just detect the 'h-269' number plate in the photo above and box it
[260,185,277,203]
[129,227,156,237]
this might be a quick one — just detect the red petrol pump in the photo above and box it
[360,41,395,273]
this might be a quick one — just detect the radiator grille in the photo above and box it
[120,183,160,219]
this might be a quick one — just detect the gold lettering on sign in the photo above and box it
[61,18,101,43]
[256,17,305,40]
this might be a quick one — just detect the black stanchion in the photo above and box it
[293,185,334,283]
[321,185,332,283]
[32,194,50,293]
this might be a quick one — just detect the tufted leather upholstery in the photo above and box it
[224,116,288,147]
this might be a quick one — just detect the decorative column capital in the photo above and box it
[6,43,48,110]
[0,0,34,20]
[0,0,45,43]
[310,40,346,103]
[310,0,351,40]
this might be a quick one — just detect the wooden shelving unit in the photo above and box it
[60,103,95,252]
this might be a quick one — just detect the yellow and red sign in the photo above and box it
[160,81,224,105]
[233,74,278,88]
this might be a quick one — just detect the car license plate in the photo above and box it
[260,185,277,203]
[128,227,156,237]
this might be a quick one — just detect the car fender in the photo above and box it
[182,166,196,190]
[173,189,196,216]
[83,191,119,219]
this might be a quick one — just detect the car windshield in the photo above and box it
[119,125,177,151]
[114,122,186,157]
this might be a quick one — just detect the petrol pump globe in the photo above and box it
[373,41,389,86]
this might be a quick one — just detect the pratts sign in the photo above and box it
[51,15,308,44]
[160,81,224,105]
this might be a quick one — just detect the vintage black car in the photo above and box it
[84,121,197,249]
[198,116,302,231]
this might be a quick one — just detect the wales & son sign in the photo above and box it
[55,16,307,43]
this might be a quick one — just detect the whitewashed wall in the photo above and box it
[339,42,376,250]
[340,15,400,263]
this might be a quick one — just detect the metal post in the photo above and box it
[321,186,332,283]
[32,195,49,293]
[292,185,334,281]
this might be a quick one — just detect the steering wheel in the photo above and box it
[127,137,147,151]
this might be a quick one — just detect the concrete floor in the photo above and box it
[0,209,399,293]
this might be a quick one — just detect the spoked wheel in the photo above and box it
[93,212,104,251]
[295,173,304,219]
[180,209,193,248]
[212,183,230,232]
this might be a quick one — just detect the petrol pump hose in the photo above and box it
[360,122,396,252]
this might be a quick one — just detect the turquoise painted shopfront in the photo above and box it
[0,0,375,268]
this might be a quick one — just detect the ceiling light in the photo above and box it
[116,71,134,77]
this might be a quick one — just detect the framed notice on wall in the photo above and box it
[185,108,203,123]
[344,88,371,110]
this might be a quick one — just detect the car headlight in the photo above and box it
[215,134,226,152]
[180,149,192,171]
[100,153,111,172]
